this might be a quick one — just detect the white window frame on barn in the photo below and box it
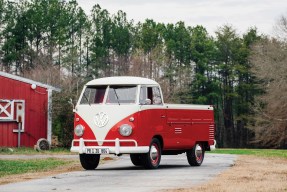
[0,100,15,120]
[0,99,25,132]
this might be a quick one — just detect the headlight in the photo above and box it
[119,124,133,136]
[74,124,84,137]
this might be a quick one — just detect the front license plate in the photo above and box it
[86,148,109,154]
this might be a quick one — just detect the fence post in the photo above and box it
[18,122,21,148]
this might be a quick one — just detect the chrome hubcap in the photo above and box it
[150,145,159,163]
[195,144,203,162]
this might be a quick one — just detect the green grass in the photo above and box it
[0,158,71,177]
[0,147,71,155]
[209,148,287,159]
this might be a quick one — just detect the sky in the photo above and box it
[77,0,287,36]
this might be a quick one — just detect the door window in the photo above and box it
[140,86,162,105]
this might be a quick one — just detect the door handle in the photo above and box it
[161,115,166,118]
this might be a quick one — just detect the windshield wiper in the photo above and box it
[83,92,91,106]
[113,88,120,105]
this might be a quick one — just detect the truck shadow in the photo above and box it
[95,164,191,171]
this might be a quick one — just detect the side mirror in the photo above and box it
[68,98,75,110]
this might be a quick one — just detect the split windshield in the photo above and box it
[80,86,107,104]
[80,85,137,105]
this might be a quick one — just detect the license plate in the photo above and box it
[86,148,109,154]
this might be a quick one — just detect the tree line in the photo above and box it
[0,0,285,148]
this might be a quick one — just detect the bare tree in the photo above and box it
[274,15,287,42]
[250,36,287,148]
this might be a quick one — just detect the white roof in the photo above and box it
[86,76,159,86]
[0,71,61,92]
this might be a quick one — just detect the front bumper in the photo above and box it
[70,138,149,155]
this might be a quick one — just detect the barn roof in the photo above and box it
[0,71,61,92]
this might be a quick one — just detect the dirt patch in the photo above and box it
[167,155,287,192]
[102,156,113,161]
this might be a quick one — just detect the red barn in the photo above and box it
[0,71,60,147]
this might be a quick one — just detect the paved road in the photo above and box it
[1,153,236,192]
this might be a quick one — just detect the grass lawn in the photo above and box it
[0,147,77,181]
[208,148,287,158]
[0,158,72,178]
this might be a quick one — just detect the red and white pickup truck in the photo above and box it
[71,77,215,169]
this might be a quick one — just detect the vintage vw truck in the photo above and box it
[71,77,215,169]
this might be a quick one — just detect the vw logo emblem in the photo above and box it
[94,112,109,128]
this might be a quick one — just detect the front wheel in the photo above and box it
[141,138,161,169]
[186,143,205,166]
[79,154,100,170]
[130,154,142,166]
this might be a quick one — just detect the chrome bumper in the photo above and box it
[70,138,149,155]
[210,140,216,151]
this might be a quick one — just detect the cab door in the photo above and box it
[138,86,167,145]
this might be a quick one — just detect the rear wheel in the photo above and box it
[79,154,100,170]
[187,143,205,166]
[130,154,142,166]
[141,138,161,169]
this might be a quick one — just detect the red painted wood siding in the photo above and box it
[0,76,48,147]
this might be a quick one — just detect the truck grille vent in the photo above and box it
[209,124,215,140]
[174,127,182,134]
